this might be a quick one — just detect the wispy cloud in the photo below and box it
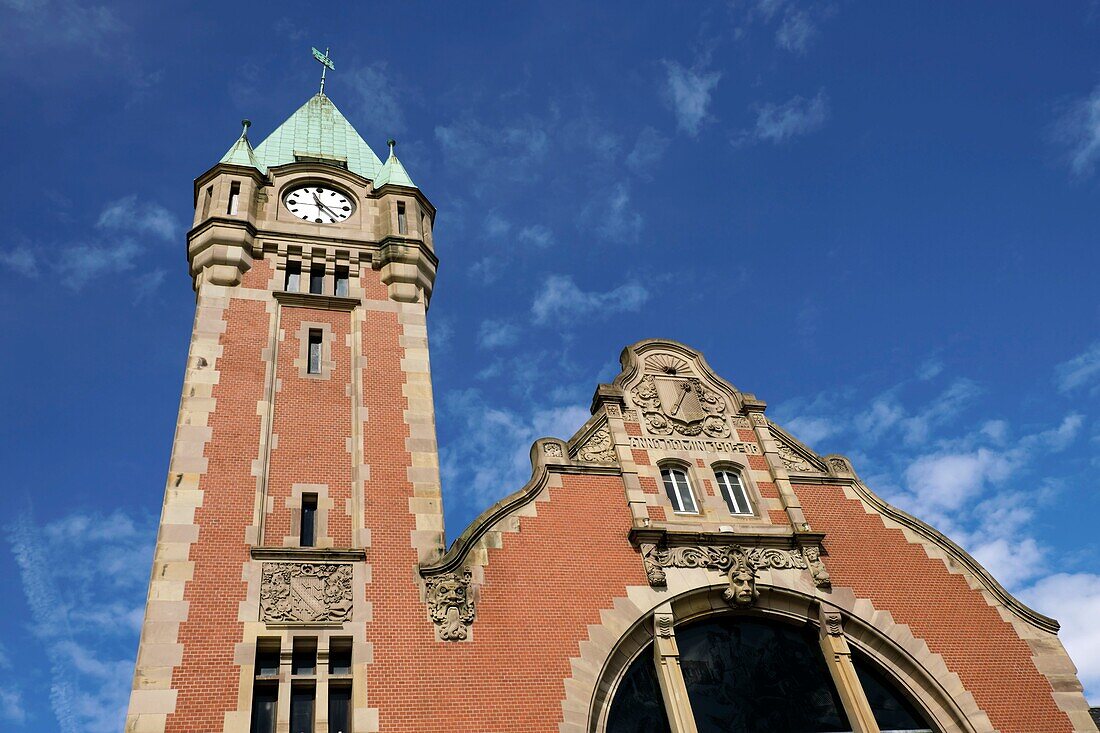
[748,0,834,54]
[96,195,178,242]
[346,62,407,136]
[1051,83,1100,178]
[517,224,554,248]
[478,319,521,350]
[1055,341,1100,394]
[1020,573,1100,694]
[625,126,671,179]
[531,274,649,325]
[662,60,722,137]
[0,244,40,278]
[742,89,830,145]
[435,114,551,193]
[584,182,644,242]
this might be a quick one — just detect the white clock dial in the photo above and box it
[284,185,354,224]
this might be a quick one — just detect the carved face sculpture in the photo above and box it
[433,576,467,609]
[724,568,758,607]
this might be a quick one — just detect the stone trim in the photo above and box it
[273,290,360,311]
[293,320,336,380]
[250,547,366,562]
[651,604,698,733]
[282,483,333,548]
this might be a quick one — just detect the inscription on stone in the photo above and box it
[628,436,760,454]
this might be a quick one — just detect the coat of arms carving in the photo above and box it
[630,374,730,438]
[260,562,353,623]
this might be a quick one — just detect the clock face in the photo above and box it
[283,185,355,224]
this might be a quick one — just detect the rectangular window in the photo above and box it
[289,686,314,733]
[397,201,407,234]
[300,494,317,547]
[227,181,241,215]
[309,263,325,294]
[255,641,280,677]
[420,210,429,236]
[716,470,752,515]
[328,684,352,733]
[202,185,213,218]
[291,639,316,676]
[334,266,349,297]
[329,638,352,675]
[285,261,301,292]
[661,467,698,514]
[249,682,278,733]
[307,330,322,375]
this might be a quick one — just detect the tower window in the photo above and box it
[334,266,349,297]
[250,641,280,733]
[202,185,213,218]
[715,469,752,515]
[300,494,317,547]
[329,638,352,675]
[397,201,407,234]
[328,685,351,733]
[309,263,325,294]
[291,638,316,676]
[227,182,241,215]
[307,330,323,375]
[289,686,315,733]
[285,261,301,292]
[660,467,698,514]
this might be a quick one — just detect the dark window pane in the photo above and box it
[228,181,241,215]
[329,639,352,675]
[250,682,277,733]
[300,494,317,547]
[292,642,316,676]
[678,618,850,733]
[255,644,280,677]
[328,685,352,733]
[606,646,672,733]
[397,202,407,234]
[310,264,325,294]
[289,687,314,733]
[307,330,322,375]
[285,262,300,292]
[853,651,935,733]
[334,266,349,297]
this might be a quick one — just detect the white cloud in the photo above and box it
[916,357,944,381]
[749,89,830,144]
[435,115,550,191]
[345,62,406,135]
[0,244,39,277]
[903,447,1015,511]
[586,182,643,242]
[531,274,649,325]
[776,7,818,53]
[60,240,140,290]
[662,60,721,137]
[0,686,26,724]
[518,224,554,248]
[625,126,670,179]
[1055,341,1100,394]
[782,415,839,446]
[134,267,167,302]
[483,211,511,238]
[478,319,520,349]
[1019,573,1100,700]
[96,195,178,242]
[1052,83,1100,178]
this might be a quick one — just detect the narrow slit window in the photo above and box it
[397,201,407,234]
[660,467,698,514]
[254,641,280,677]
[300,494,317,547]
[289,686,314,733]
[715,470,753,515]
[249,682,277,733]
[328,684,352,733]
[202,185,213,218]
[309,263,325,294]
[307,330,322,375]
[291,639,316,676]
[420,210,429,236]
[227,181,241,215]
[334,266,349,297]
[329,638,352,676]
[284,261,301,292]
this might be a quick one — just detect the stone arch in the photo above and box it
[559,574,996,733]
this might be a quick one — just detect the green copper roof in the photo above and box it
[373,143,417,189]
[251,93,384,180]
[219,121,266,173]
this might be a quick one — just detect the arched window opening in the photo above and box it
[714,469,752,515]
[606,616,936,733]
[660,467,698,514]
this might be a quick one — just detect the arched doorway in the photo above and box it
[607,616,934,733]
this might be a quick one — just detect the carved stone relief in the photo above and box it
[776,442,814,472]
[543,442,563,458]
[828,457,848,473]
[605,403,622,419]
[639,542,831,604]
[630,374,730,438]
[260,563,353,623]
[425,568,477,641]
[576,427,616,463]
[622,409,639,421]
[731,416,753,429]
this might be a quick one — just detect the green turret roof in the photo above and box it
[373,140,417,189]
[248,93,384,180]
[219,120,266,173]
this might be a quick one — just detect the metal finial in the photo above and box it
[240,119,251,138]
[312,46,335,95]
[387,138,397,156]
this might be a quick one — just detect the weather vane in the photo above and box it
[312,46,335,95]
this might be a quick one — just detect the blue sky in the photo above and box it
[1,1,1099,729]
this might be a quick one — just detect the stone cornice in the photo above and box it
[193,163,270,203]
[250,547,366,562]
[273,290,360,312]
[628,527,825,549]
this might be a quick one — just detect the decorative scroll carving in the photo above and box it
[654,612,675,638]
[822,608,844,636]
[576,427,616,463]
[425,569,477,641]
[750,413,768,426]
[731,416,753,429]
[776,442,814,472]
[605,403,622,419]
[645,354,691,376]
[622,409,639,421]
[828,457,848,473]
[260,563,353,623]
[630,374,730,438]
[543,442,563,458]
[639,542,830,604]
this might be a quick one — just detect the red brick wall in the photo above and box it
[366,473,645,732]
[166,296,270,733]
[794,482,1073,733]
[263,306,354,547]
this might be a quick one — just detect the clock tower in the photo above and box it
[126,86,442,733]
